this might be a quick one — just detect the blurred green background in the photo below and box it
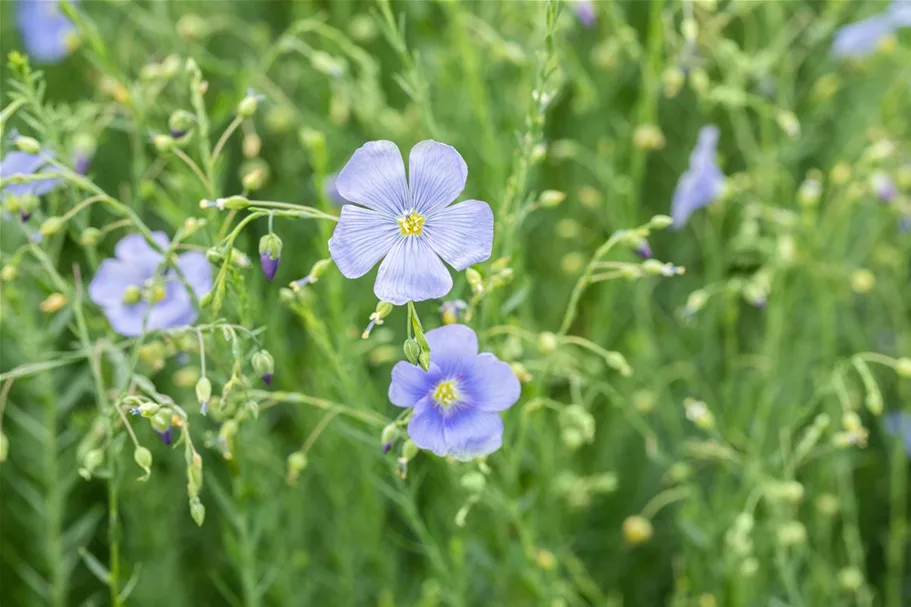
[1,1,910,605]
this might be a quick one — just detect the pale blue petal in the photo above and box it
[176,251,213,298]
[408,140,467,215]
[374,237,452,305]
[88,259,145,307]
[442,409,504,461]
[147,282,197,331]
[389,361,438,408]
[17,0,76,64]
[115,232,169,264]
[671,126,724,229]
[408,397,448,455]
[466,353,521,412]
[0,150,61,199]
[336,140,409,217]
[328,204,399,279]
[424,324,478,371]
[103,303,149,337]
[890,0,911,26]
[831,15,893,58]
[424,200,493,270]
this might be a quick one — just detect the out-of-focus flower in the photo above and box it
[440,299,470,325]
[88,232,212,337]
[671,126,725,228]
[885,411,911,456]
[870,172,897,202]
[831,1,911,58]
[17,0,78,64]
[388,324,520,460]
[322,171,350,206]
[572,0,596,28]
[329,140,493,305]
[0,150,64,220]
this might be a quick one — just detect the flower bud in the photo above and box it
[633,124,666,150]
[18,194,38,222]
[622,516,653,544]
[137,401,160,417]
[460,471,486,495]
[401,439,419,462]
[816,493,840,517]
[465,267,484,294]
[168,110,195,139]
[440,299,470,325]
[237,91,259,118]
[798,175,822,207]
[895,358,911,378]
[258,233,283,281]
[152,134,173,154]
[79,227,101,247]
[850,269,875,294]
[14,135,41,155]
[775,110,800,139]
[380,424,399,454]
[195,376,212,414]
[82,448,104,475]
[243,133,262,158]
[776,521,806,547]
[286,451,308,485]
[0,431,8,462]
[189,496,206,526]
[604,351,632,376]
[40,293,67,314]
[151,410,172,434]
[252,350,275,385]
[309,258,332,282]
[39,216,64,236]
[837,567,863,592]
[1,265,17,281]
[242,167,266,191]
[538,190,566,208]
[537,332,559,355]
[73,133,96,174]
[134,446,152,480]
[510,362,533,383]
[418,351,431,372]
[403,339,421,365]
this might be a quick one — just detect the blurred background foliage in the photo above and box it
[1,0,910,606]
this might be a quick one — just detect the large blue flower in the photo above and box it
[831,0,911,58]
[328,140,493,305]
[670,125,725,229]
[389,324,520,460]
[0,150,63,200]
[88,232,212,337]
[17,0,78,64]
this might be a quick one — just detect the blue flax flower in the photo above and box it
[670,125,725,229]
[329,140,493,305]
[88,232,212,337]
[389,324,520,460]
[17,0,78,64]
[885,411,911,457]
[0,150,64,220]
[831,0,911,58]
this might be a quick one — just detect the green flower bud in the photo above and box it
[138,401,160,417]
[401,439,420,462]
[561,428,585,450]
[79,227,101,247]
[134,446,153,480]
[537,331,559,354]
[189,496,206,526]
[538,190,566,208]
[604,351,632,376]
[403,338,421,364]
[151,410,172,434]
[896,358,911,378]
[623,516,653,544]
[0,431,8,462]
[237,93,259,118]
[258,233,283,259]
[298,128,326,156]
[168,110,196,138]
[374,301,394,321]
[153,134,174,154]
[776,521,807,547]
[39,216,64,236]
[0,265,17,282]
[195,376,212,411]
[380,424,399,453]
[221,195,250,210]
[242,167,266,191]
[466,267,484,294]
[252,350,275,385]
[83,448,104,472]
[837,567,863,592]
[14,136,41,155]
[460,471,486,494]
[309,258,333,281]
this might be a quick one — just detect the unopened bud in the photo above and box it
[895,358,911,378]
[623,516,653,544]
[286,451,308,484]
[537,332,559,354]
[538,190,566,208]
[417,351,431,372]
[14,136,41,155]
[189,496,206,526]
[79,227,101,247]
[466,267,484,294]
[850,269,875,294]
[195,377,212,413]
[258,233,283,281]
[252,350,275,385]
[1,265,17,281]
[39,216,64,236]
[837,567,863,592]
[401,439,419,462]
[39,293,67,313]
[403,339,421,365]
[151,410,172,434]
[242,167,266,191]
[380,424,399,453]
[153,134,173,154]
[237,92,259,118]
[460,471,486,494]
[134,446,153,480]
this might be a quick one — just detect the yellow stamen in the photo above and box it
[433,380,459,408]
[397,210,425,236]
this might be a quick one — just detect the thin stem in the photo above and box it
[210,115,244,174]
[171,147,213,197]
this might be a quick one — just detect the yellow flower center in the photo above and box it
[433,380,459,408]
[397,210,425,236]
[143,280,167,304]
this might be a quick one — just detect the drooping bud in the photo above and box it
[870,172,897,203]
[79,448,104,480]
[258,233,283,281]
[649,214,673,229]
[417,351,431,372]
[237,89,260,118]
[286,451,308,485]
[168,110,196,139]
[14,135,41,155]
[189,496,206,526]
[195,376,212,414]
[380,424,399,454]
[403,339,421,365]
[633,238,652,259]
[39,293,67,313]
[134,446,153,481]
[622,516,653,544]
[537,331,559,355]
[251,350,275,385]
[73,133,96,175]
[401,439,419,462]
[460,471,487,495]
[896,358,911,378]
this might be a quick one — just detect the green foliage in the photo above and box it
[1,1,910,606]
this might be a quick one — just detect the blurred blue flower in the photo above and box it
[322,172,350,206]
[885,411,911,456]
[17,0,78,64]
[88,232,212,337]
[0,150,64,220]
[440,299,470,325]
[389,324,520,460]
[329,140,493,305]
[670,125,725,229]
[831,0,911,58]
[573,0,596,28]
[871,172,897,202]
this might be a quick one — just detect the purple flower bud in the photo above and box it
[260,252,280,281]
[261,373,273,386]
[74,153,91,175]
[574,0,596,29]
[634,240,653,259]
[19,210,32,222]
[156,427,174,446]
[382,442,393,454]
